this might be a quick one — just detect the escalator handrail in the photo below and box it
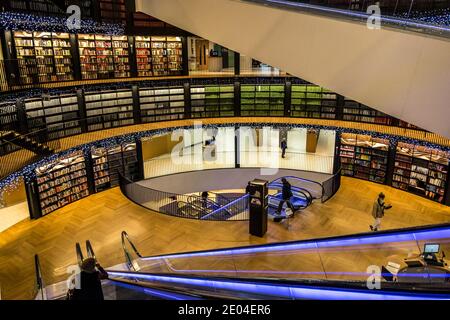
[269,175,324,198]
[121,231,142,259]
[34,254,47,300]
[86,240,96,261]
[136,223,450,261]
[200,193,249,220]
[269,183,313,204]
[269,182,313,200]
[177,200,211,218]
[75,243,84,267]
[187,194,225,212]
[268,193,308,209]
[106,269,450,298]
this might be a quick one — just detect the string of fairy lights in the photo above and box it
[0,10,125,34]
[1,122,450,203]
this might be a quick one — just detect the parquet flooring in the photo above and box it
[0,177,449,300]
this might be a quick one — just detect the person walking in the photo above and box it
[280,139,287,159]
[276,178,296,216]
[370,192,392,231]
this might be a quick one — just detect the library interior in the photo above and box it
[0,0,449,301]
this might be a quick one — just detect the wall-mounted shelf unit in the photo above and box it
[139,86,185,122]
[291,85,336,119]
[342,99,391,125]
[13,31,75,84]
[339,133,389,183]
[191,85,235,118]
[393,142,449,203]
[91,142,139,192]
[112,35,130,78]
[135,36,153,77]
[84,88,134,131]
[30,150,89,217]
[241,84,284,116]
[23,92,82,140]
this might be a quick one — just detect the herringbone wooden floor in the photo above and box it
[0,177,449,300]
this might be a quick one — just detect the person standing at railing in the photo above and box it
[370,192,392,232]
[276,178,296,216]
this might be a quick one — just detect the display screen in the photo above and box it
[423,243,440,253]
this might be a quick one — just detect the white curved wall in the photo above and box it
[137,0,450,138]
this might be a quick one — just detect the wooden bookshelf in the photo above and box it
[112,35,130,78]
[241,84,284,116]
[339,133,389,183]
[291,85,336,119]
[139,86,185,122]
[191,85,235,118]
[84,88,135,131]
[393,142,449,203]
[135,36,153,77]
[91,142,138,192]
[34,150,89,216]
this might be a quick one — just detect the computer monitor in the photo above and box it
[423,243,440,254]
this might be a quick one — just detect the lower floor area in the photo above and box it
[0,177,449,299]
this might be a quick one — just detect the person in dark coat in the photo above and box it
[72,258,108,300]
[276,178,296,215]
[280,139,287,158]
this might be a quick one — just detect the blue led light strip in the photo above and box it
[201,194,249,220]
[141,225,450,261]
[108,271,450,300]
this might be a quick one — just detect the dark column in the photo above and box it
[184,81,191,119]
[444,170,450,206]
[71,34,82,81]
[335,94,344,121]
[234,52,240,75]
[77,89,88,132]
[131,85,141,124]
[16,99,29,134]
[128,36,138,78]
[235,125,240,168]
[221,47,229,69]
[136,137,145,180]
[181,36,189,76]
[125,0,136,34]
[25,180,42,219]
[2,30,20,86]
[332,131,341,174]
[84,148,96,194]
[284,80,292,117]
[234,81,241,117]
[385,140,397,186]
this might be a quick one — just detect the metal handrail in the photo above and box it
[34,254,47,300]
[268,182,313,204]
[86,240,96,261]
[270,175,325,199]
[75,243,84,267]
[177,200,210,218]
[121,231,142,272]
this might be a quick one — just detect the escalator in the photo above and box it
[34,225,450,300]
[137,0,450,137]
[107,225,450,300]
[35,241,213,300]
